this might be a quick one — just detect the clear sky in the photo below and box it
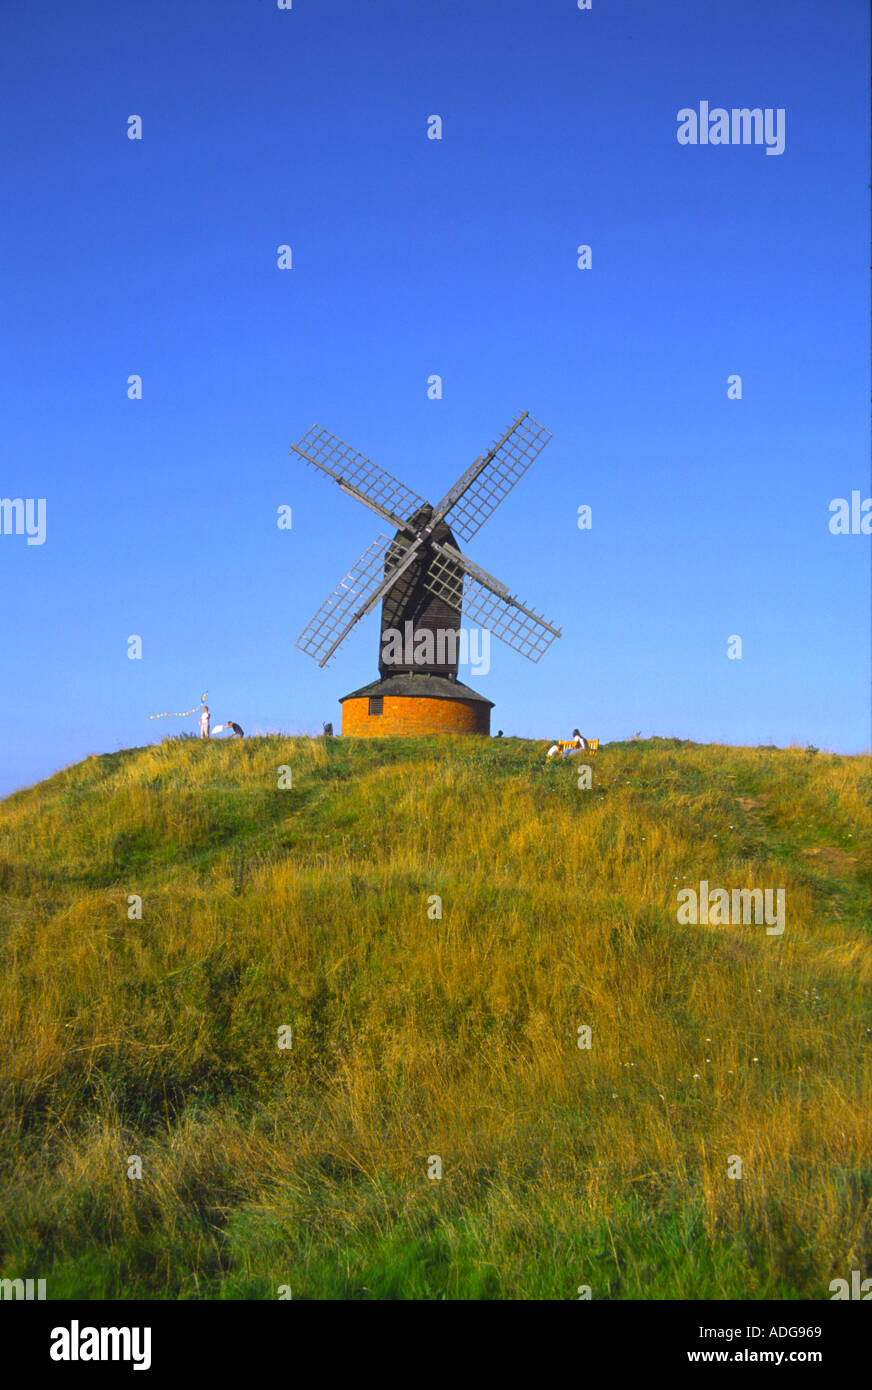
[0,0,869,798]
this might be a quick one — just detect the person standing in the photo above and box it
[199,705,211,739]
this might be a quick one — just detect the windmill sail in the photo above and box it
[423,543,561,663]
[433,412,552,544]
[296,534,398,667]
[461,576,560,663]
[291,425,426,531]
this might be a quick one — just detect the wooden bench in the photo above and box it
[549,738,598,757]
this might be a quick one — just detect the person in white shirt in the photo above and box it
[199,705,211,739]
[547,730,588,760]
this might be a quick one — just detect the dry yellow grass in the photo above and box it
[0,734,869,1297]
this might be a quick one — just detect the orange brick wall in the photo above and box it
[341,695,490,737]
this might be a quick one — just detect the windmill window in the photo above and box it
[368,696,383,716]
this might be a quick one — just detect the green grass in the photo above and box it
[0,733,869,1299]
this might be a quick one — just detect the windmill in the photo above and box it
[291,410,561,736]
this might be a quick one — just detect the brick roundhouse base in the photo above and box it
[340,674,493,737]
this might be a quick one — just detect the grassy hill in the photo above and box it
[0,733,869,1300]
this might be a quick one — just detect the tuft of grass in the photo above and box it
[0,735,869,1299]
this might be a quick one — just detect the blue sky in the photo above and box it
[0,0,869,797]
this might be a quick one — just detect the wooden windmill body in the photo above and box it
[291,412,561,735]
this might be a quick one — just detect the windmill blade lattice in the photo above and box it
[292,425,426,528]
[438,413,553,544]
[296,533,396,667]
[423,547,560,663]
[462,576,560,663]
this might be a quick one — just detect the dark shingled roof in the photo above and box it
[339,672,494,707]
